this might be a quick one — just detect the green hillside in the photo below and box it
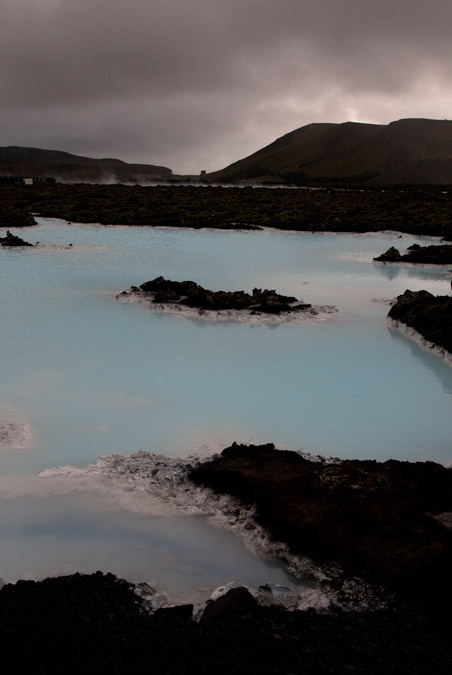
[208,118,452,184]
[0,147,172,183]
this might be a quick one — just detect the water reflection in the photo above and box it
[387,324,452,397]
[373,260,451,284]
[373,262,403,280]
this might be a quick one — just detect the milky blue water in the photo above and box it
[0,217,451,600]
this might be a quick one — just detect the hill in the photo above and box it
[208,118,452,184]
[0,146,172,183]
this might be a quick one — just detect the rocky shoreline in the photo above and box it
[2,445,452,672]
[117,276,337,319]
[2,182,452,238]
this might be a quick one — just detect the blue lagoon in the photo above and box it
[0,218,451,603]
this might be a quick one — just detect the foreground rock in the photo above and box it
[2,445,452,672]
[388,289,452,355]
[374,242,452,263]
[0,572,451,674]
[0,230,33,247]
[190,443,452,611]
[119,276,334,317]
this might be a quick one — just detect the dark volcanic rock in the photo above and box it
[130,276,314,315]
[374,243,452,263]
[373,245,402,262]
[154,603,194,618]
[189,443,452,604]
[139,276,202,296]
[0,230,33,247]
[3,181,452,237]
[153,289,182,303]
[0,204,37,229]
[217,221,262,231]
[1,572,451,674]
[200,587,259,625]
[1,444,452,671]
[388,289,452,354]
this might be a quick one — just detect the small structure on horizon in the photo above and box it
[0,176,56,185]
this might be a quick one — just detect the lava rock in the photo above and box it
[0,230,33,247]
[373,246,402,262]
[189,443,452,607]
[388,289,452,354]
[200,587,258,625]
[374,243,452,264]
[131,276,313,315]
[0,552,451,672]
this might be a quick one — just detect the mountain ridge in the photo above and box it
[208,118,452,184]
[0,146,172,183]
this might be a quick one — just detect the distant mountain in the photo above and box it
[208,118,452,184]
[0,147,172,183]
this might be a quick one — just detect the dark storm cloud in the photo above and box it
[1,0,452,173]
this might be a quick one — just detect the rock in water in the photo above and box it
[373,246,402,262]
[121,276,321,316]
[388,289,452,354]
[374,243,452,264]
[0,230,33,247]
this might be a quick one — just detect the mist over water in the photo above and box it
[0,218,451,597]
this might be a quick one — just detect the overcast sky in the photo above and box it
[1,0,452,174]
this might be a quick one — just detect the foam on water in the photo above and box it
[36,450,388,610]
[0,421,30,449]
[0,468,315,607]
[35,243,112,252]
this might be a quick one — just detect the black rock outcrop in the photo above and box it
[388,289,452,354]
[127,276,315,315]
[374,243,452,263]
[189,443,452,606]
[0,203,37,229]
[0,230,33,247]
[1,443,452,672]
[1,571,451,673]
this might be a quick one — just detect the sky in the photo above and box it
[1,0,452,175]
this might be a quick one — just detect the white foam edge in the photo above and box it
[115,291,338,324]
[31,218,447,242]
[34,243,111,251]
[38,450,387,612]
[388,317,452,367]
